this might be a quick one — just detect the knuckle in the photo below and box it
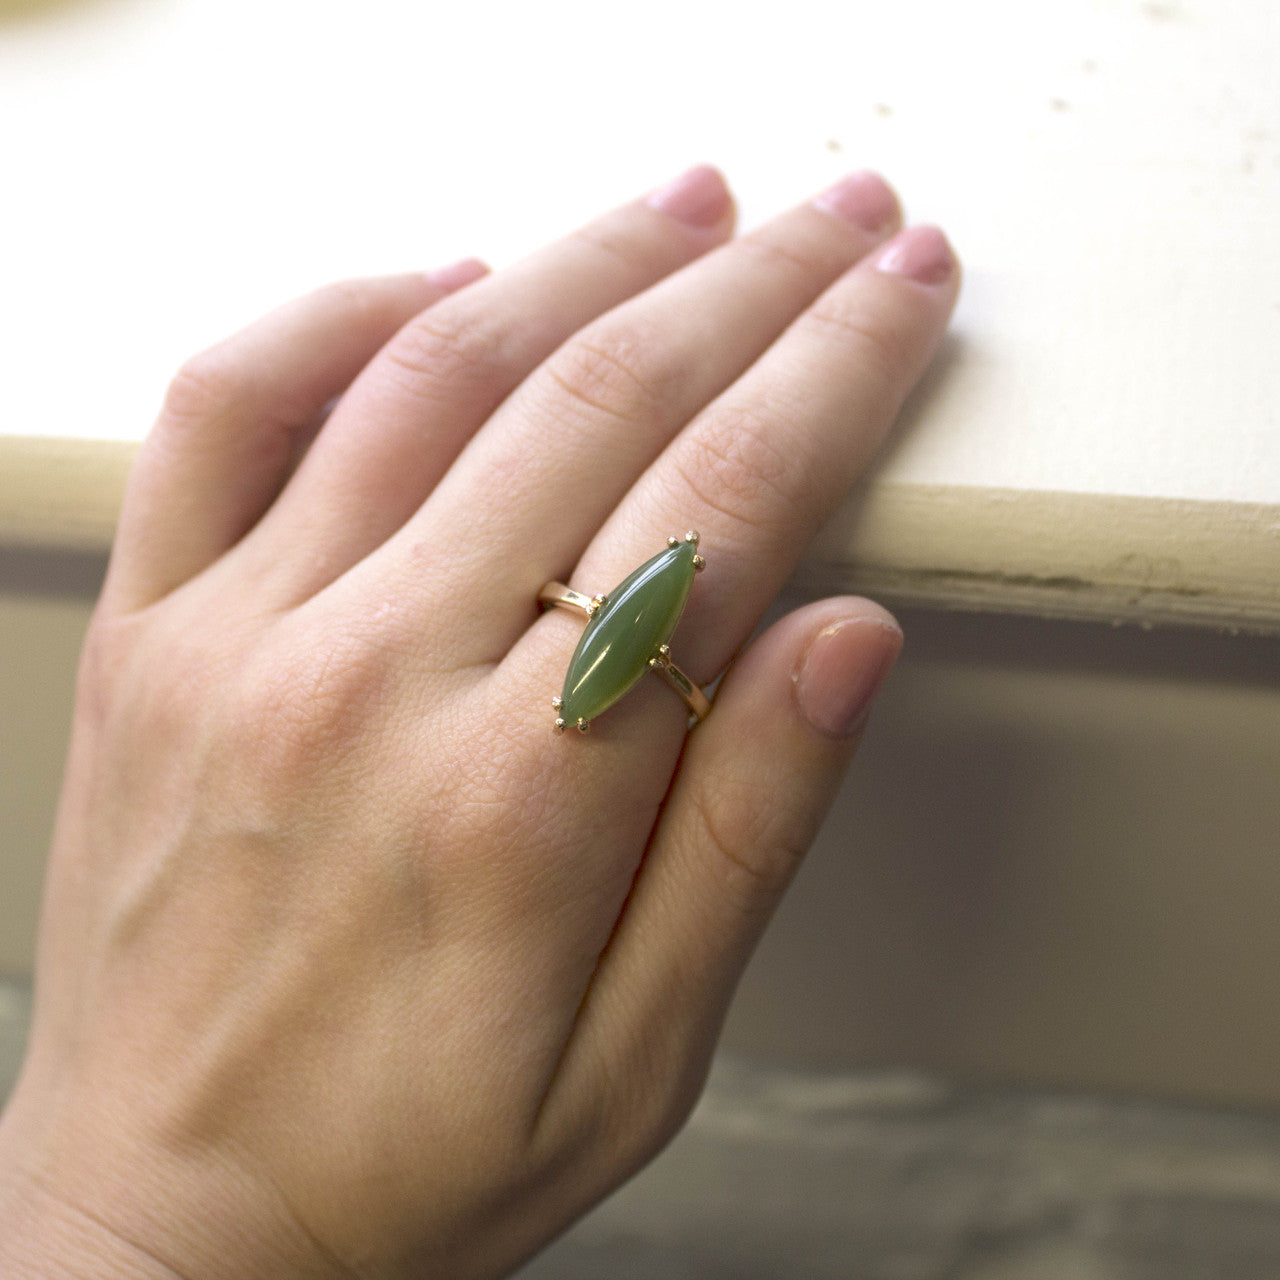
[691,774,807,905]
[803,299,905,382]
[539,320,681,432]
[626,1060,706,1164]
[311,276,386,326]
[314,275,370,310]
[673,402,816,539]
[570,220,665,277]
[73,610,139,725]
[77,610,236,778]
[162,346,251,426]
[380,306,514,402]
[735,229,825,284]
[559,1046,704,1184]
[600,1089,697,1185]
[436,737,563,873]
[226,633,387,785]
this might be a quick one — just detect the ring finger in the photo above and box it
[503,221,959,725]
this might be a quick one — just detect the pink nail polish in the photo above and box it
[812,171,900,235]
[874,226,955,285]
[793,617,903,737]
[646,165,732,228]
[425,258,489,292]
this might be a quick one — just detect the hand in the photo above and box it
[0,165,958,1279]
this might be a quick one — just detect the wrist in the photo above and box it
[0,1086,339,1280]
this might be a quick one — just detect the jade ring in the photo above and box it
[538,532,710,734]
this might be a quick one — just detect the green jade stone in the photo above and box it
[560,539,699,727]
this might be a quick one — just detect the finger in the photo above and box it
[237,165,737,607]
[526,224,959,694]
[377,171,902,661]
[105,266,487,612]
[531,598,903,1157]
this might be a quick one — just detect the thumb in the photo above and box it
[541,596,902,1161]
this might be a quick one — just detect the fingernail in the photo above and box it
[425,257,489,292]
[874,225,955,285]
[812,170,900,235]
[793,617,903,737]
[646,164,732,228]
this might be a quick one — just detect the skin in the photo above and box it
[0,166,959,1279]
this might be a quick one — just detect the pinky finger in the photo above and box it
[533,597,902,1168]
[105,260,487,612]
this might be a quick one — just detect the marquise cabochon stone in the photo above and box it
[559,540,698,727]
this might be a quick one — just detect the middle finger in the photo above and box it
[504,220,959,738]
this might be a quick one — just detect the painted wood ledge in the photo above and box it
[1,436,137,554]
[2,436,1278,634]
[798,482,1280,635]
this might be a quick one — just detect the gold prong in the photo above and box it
[692,555,706,571]
[658,644,671,658]
[667,535,680,548]
[554,717,567,734]
[685,530,700,545]
[649,656,661,669]
[551,696,563,711]
[587,593,607,617]
[576,718,589,733]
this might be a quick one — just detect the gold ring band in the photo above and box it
[539,582,712,727]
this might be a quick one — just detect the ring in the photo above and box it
[539,531,710,734]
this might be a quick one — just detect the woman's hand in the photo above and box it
[0,166,958,1279]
